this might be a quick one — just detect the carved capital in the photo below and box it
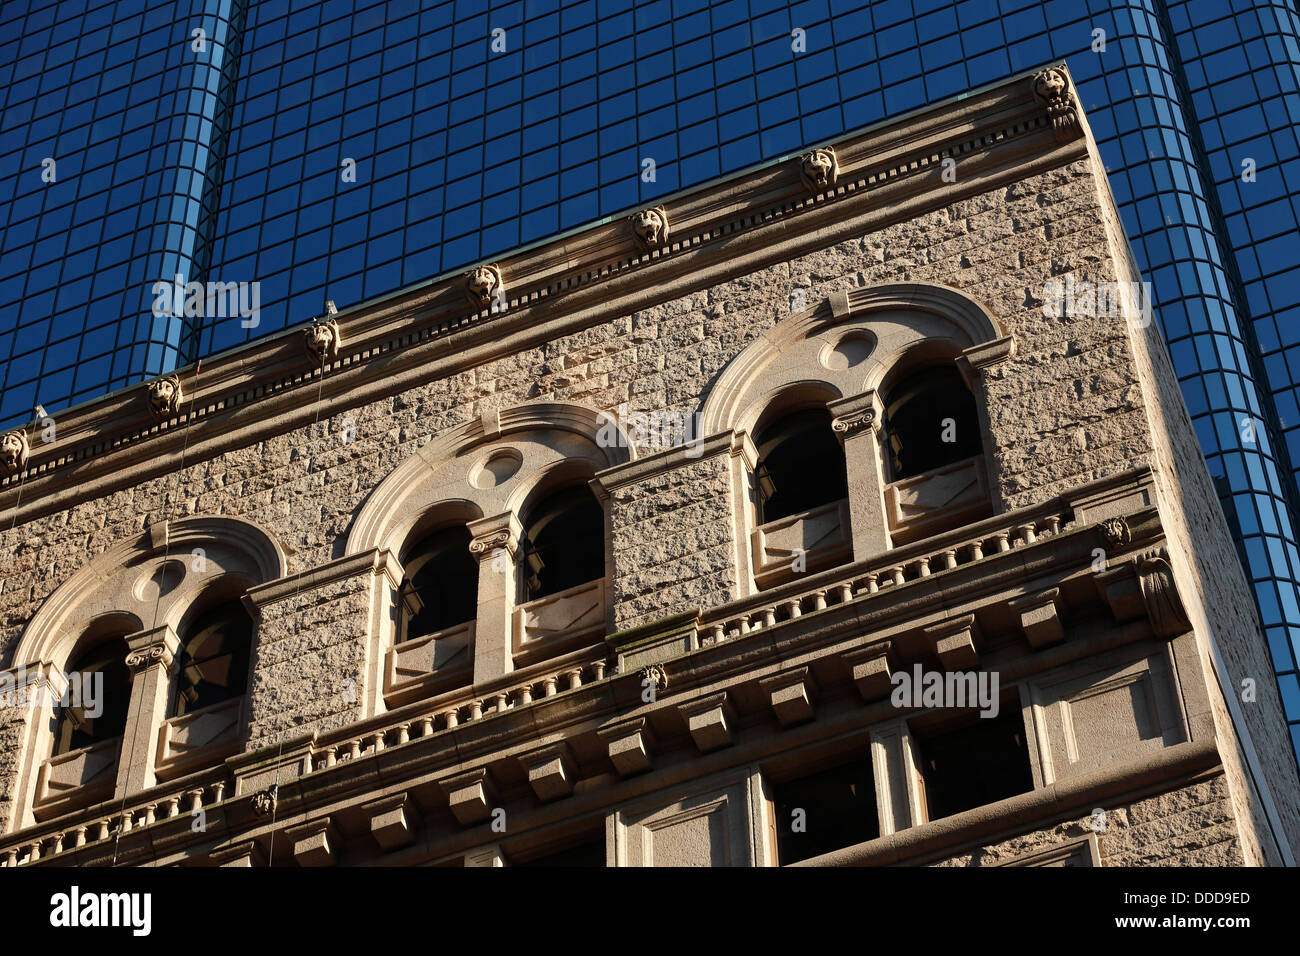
[0,429,30,478]
[800,147,838,192]
[125,641,172,673]
[465,264,504,309]
[467,512,522,561]
[1098,516,1131,552]
[1134,548,1191,638]
[1032,67,1078,142]
[831,408,876,438]
[304,317,341,364]
[146,374,183,418]
[630,206,669,250]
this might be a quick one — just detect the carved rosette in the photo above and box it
[638,665,668,694]
[1134,548,1191,638]
[304,317,341,365]
[125,642,171,673]
[146,374,183,418]
[799,147,838,193]
[630,207,669,250]
[250,786,278,817]
[831,408,876,438]
[465,264,504,310]
[1032,67,1078,142]
[1097,516,1131,552]
[0,429,30,479]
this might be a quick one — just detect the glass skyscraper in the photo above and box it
[2,0,1299,758]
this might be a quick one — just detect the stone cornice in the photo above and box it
[0,65,1086,522]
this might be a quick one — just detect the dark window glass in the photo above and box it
[917,704,1034,821]
[174,600,252,717]
[754,408,848,523]
[521,485,604,602]
[883,366,981,480]
[773,756,879,864]
[402,525,478,642]
[53,638,131,755]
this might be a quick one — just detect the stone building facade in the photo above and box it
[1,65,1297,867]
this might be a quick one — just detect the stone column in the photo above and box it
[467,512,523,686]
[116,624,182,799]
[829,390,890,562]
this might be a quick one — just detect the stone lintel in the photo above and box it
[285,818,338,867]
[1009,588,1065,648]
[924,615,980,670]
[842,640,898,700]
[758,667,818,727]
[364,792,420,851]
[444,767,498,826]
[520,742,576,802]
[228,729,317,797]
[678,692,736,753]
[598,718,655,776]
[607,609,699,671]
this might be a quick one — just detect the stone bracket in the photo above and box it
[443,767,499,826]
[519,741,576,802]
[209,839,266,867]
[842,639,898,700]
[1135,548,1192,639]
[678,691,736,753]
[1010,587,1065,648]
[598,718,656,776]
[364,792,421,851]
[924,615,980,670]
[759,667,818,727]
[285,818,338,867]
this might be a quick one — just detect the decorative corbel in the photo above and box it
[0,428,30,479]
[464,264,504,310]
[1098,515,1131,553]
[304,316,341,364]
[145,374,183,418]
[630,206,669,250]
[800,146,838,193]
[1031,67,1079,142]
[1134,548,1191,638]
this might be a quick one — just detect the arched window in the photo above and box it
[53,638,132,756]
[754,408,848,523]
[883,366,981,481]
[400,525,478,642]
[521,485,604,602]
[173,600,252,718]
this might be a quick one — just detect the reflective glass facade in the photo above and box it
[2,0,1299,758]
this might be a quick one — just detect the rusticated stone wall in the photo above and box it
[0,149,1274,862]
[935,775,1243,867]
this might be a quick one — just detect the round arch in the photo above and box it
[346,400,635,558]
[13,515,289,670]
[698,282,1005,436]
